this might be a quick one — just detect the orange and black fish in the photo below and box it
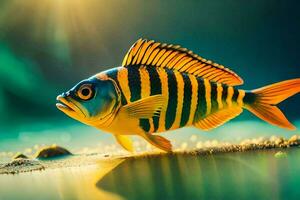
[56,39,300,152]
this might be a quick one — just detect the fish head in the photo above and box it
[56,74,121,127]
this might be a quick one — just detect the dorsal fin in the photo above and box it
[122,39,244,86]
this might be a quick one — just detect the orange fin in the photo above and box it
[194,107,243,131]
[245,104,295,130]
[122,39,244,86]
[141,134,172,152]
[245,78,300,130]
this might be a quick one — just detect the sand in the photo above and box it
[1,135,299,175]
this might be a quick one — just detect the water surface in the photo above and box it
[97,149,300,200]
[1,148,300,200]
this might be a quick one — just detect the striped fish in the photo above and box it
[56,39,300,152]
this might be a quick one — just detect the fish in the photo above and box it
[56,39,300,152]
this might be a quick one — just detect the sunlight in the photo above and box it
[0,0,103,63]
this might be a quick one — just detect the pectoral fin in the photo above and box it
[122,95,165,119]
[115,135,134,152]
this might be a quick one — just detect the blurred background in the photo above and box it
[0,0,300,157]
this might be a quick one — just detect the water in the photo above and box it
[1,148,300,200]
[97,149,300,200]
[0,159,125,200]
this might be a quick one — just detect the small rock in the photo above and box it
[35,145,72,159]
[13,153,28,159]
[274,151,287,158]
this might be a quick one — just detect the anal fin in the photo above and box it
[194,107,243,131]
[140,133,172,152]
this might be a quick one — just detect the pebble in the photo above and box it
[35,145,72,159]
[13,153,28,159]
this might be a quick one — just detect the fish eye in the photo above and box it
[77,84,94,100]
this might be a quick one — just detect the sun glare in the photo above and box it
[0,0,102,62]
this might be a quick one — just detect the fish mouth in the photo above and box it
[56,95,85,118]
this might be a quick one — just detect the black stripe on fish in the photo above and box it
[165,68,178,130]
[147,67,162,132]
[194,78,206,121]
[127,66,141,102]
[222,84,228,106]
[210,82,219,113]
[180,73,192,127]
[232,88,239,102]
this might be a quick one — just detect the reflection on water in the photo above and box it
[1,149,300,200]
[0,159,125,200]
[97,149,300,200]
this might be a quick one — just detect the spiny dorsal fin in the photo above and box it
[122,39,244,86]
[194,107,243,130]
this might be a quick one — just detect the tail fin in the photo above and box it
[244,79,300,130]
